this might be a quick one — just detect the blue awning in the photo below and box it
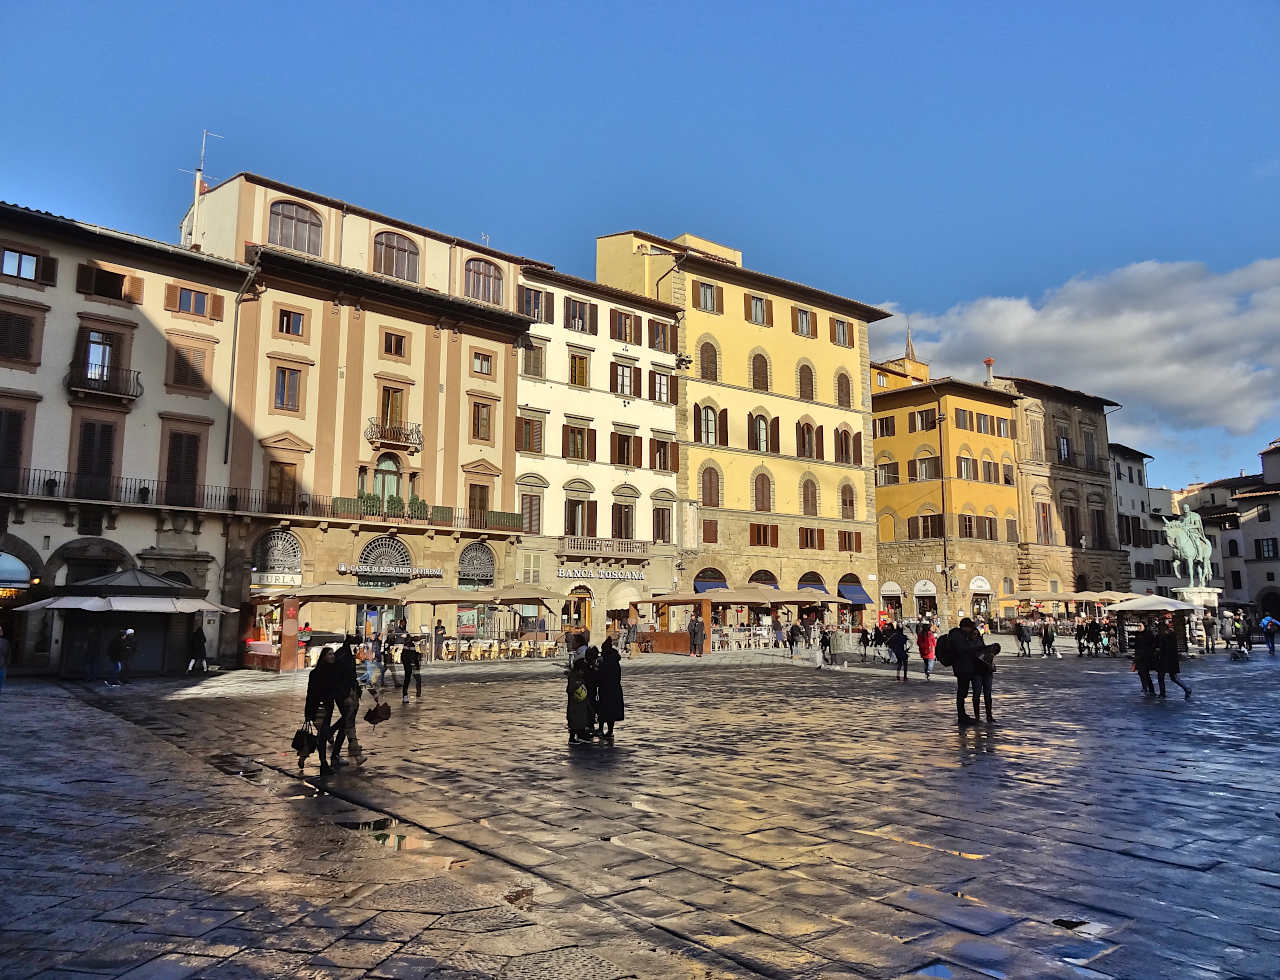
[799,582,829,592]
[839,584,873,605]
[693,581,728,593]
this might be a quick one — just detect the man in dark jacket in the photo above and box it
[949,617,995,725]
[688,612,705,658]
[329,637,365,766]
[400,633,421,704]
[304,647,341,776]
[1157,622,1192,699]
[1132,620,1157,695]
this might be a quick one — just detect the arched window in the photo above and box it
[754,473,772,512]
[802,479,818,516]
[701,405,717,446]
[1227,539,1239,557]
[835,429,851,464]
[373,231,418,282]
[372,453,402,504]
[754,415,769,452]
[751,354,769,391]
[837,373,852,408]
[700,343,718,381]
[840,485,856,520]
[701,468,720,508]
[798,423,815,459]
[465,259,503,305]
[269,201,322,256]
[798,364,815,401]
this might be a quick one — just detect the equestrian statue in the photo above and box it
[1162,504,1213,589]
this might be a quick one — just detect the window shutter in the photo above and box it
[908,516,918,540]
[743,293,753,319]
[855,531,862,552]
[746,413,756,451]
[693,403,702,442]
[770,416,779,453]
[539,290,552,322]
[585,500,597,536]
[670,322,679,354]
[561,425,570,458]
[703,519,717,544]
[532,419,544,453]
[649,440,656,469]
[795,421,802,454]
[164,284,181,312]
[0,312,32,360]
[648,371,656,400]
[791,306,800,334]
[564,500,573,534]
[124,276,144,304]
[609,309,619,340]
[516,285,526,313]
[609,432,619,465]
[907,459,918,481]
[588,303,598,335]
[563,295,571,328]
[632,435,642,466]
[1010,417,1017,440]
[717,408,728,446]
[817,529,825,550]
[34,255,57,286]
[816,426,824,460]
[208,293,224,320]
[764,299,773,327]
[75,264,95,294]
[611,502,621,538]
[648,319,656,348]
[714,285,724,314]
[908,412,917,433]
[829,316,837,343]
[586,428,596,461]
[670,441,680,472]
[632,366,641,394]
[853,431,862,465]
[769,524,778,547]
[668,375,678,404]
[609,364,618,394]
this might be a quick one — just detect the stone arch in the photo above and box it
[458,541,496,586]
[45,537,136,586]
[253,528,306,573]
[611,483,641,499]
[749,569,778,587]
[516,473,550,489]
[878,510,898,543]
[837,480,858,520]
[360,535,413,567]
[693,567,728,590]
[795,358,817,401]
[563,477,596,494]
[651,488,677,503]
[0,532,45,584]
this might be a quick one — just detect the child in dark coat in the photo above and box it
[565,650,595,743]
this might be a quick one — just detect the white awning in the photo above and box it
[913,579,938,596]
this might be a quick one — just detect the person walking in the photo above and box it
[595,637,625,742]
[773,619,785,651]
[918,623,937,679]
[888,626,910,681]
[1017,620,1033,658]
[1157,622,1192,699]
[818,626,832,668]
[1075,621,1087,657]
[401,632,422,704]
[108,628,136,685]
[625,617,639,659]
[688,611,705,658]
[787,621,802,660]
[1260,614,1279,656]
[1237,616,1253,656]
[1202,613,1217,652]
[304,646,341,777]
[1086,619,1103,657]
[948,617,995,725]
[1132,620,1157,695]
[186,622,208,674]
[1040,619,1057,658]
[329,637,366,767]
[434,618,447,662]
[376,631,400,687]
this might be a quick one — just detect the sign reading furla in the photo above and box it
[557,568,644,581]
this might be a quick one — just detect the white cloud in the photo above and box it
[872,259,1280,457]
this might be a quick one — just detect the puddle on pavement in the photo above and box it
[913,964,958,978]
[208,753,265,782]
[370,831,470,868]
[335,816,398,831]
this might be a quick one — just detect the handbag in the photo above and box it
[364,688,391,726]
[571,683,589,702]
[291,722,318,759]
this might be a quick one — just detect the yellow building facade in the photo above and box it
[597,231,889,613]
[871,354,1022,621]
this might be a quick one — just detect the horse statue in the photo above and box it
[1162,505,1213,589]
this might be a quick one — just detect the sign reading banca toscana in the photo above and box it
[556,568,644,580]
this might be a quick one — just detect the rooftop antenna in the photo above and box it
[179,130,222,248]
[480,232,491,247]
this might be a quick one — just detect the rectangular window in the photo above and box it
[521,344,544,378]
[520,493,542,534]
[1063,505,1081,546]
[613,362,634,396]
[837,530,859,552]
[0,409,24,491]
[472,352,492,376]
[1091,509,1108,549]
[909,409,937,432]
[749,296,766,325]
[979,516,998,540]
[1036,502,1053,545]
[1003,463,1015,486]
[981,460,998,483]
[1006,518,1019,543]
[380,386,404,424]
[565,425,587,460]
[521,287,543,322]
[799,527,822,549]
[266,460,297,507]
[615,433,634,467]
[521,551,541,584]
[164,431,201,506]
[1137,470,1144,486]
[1,248,38,281]
[516,417,543,454]
[872,416,896,438]
[976,413,992,435]
[569,354,589,387]
[954,408,973,430]
[652,440,671,471]
[651,321,672,353]
[177,287,207,316]
[749,523,775,547]
[703,519,718,544]
[1057,424,1071,463]
[959,514,976,539]
[170,345,206,389]
[997,417,1010,438]
[472,402,491,441]
[565,499,588,536]
[697,282,717,312]
[78,266,130,302]
[653,506,672,544]
[278,310,304,336]
[908,515,945,540]
[0,310,34,361]
[1259,505,1272,523]
[274,367,300,411]
[909,456,941,482]
[796,309,813,337]
[1257,538,1278,560]
[567,298,589,333]
[652,372,670,403]
[956,456,979,481]
[384,332,405,357]
[875,462,900,486]
[832,318,850,346]
[1232,570,1242,590]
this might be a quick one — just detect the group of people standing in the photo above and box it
[565,636,625,744]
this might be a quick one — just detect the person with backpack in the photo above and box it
[1260,614,1279,656]
[941,617,996,725]
[787,621,802,660]
[887,626,911,681]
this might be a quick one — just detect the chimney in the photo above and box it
[983,356,995,385]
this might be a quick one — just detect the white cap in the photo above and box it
[125,628,135,635]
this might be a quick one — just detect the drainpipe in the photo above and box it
[223,257,261,464]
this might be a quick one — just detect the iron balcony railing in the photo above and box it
[64,364,144,399]
[364,417,424,450]
[557,536,650,558]
[0,467,523,533]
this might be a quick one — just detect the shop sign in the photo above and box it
[556,568,644,581]
[338,562,444,579]
[251,572,303,587]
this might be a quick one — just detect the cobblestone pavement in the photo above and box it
[5,648,1280,979]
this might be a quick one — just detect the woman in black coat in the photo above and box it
[595,638,625,742]
[1157,622,1192,699]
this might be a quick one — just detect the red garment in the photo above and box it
[920,632,937,659]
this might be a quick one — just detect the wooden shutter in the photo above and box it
[693,403,702,443]
[586,428,596,461]
[539,290,552,322]
[746,413,756,451]
[34,255,57,286]
[795,421,803,454]
[817,529,825,550]
[764,299,773,327]
[0,409,24,484]
[703,519,718,544]
[75,264,95,294]
[670,322,679,353]
[123,276,144,304]
[829,316,837,343]
[769,524,778,547]
[611,433,620,465]
[611,502,621,537]
[588,303,598,335]
[668,374,678,404]
[586,500,597,537]
[609,363,618,393]
[609,309,619,340]
[717,408,728,446]
[853,431,862,465]
[0,312,32,360]
[714,285,724,314]
[209,293,224,320]
[649,440,657,469]
[632,366,641,394]
[855,531,863,552]
[172,346,205,388]
[561,425,571,458]
[671,441,680,472]
[908,412,916,433]
[908,516,919,540]
[164,284,181,311]
[743,293,753,319]
[564,500,574,534]
[648,319,656,348]
[791,306,800,334]
[907,459,918,481]
[648,371,655,400]
[531,419,544,453]
[517,285,527,313]
[563,295,572,328]
[815,426,824,460]
[166,431,200,486]
[632,435,642,467]
[769,417,780,453]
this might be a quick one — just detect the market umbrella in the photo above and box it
[489,585,563,610]
[16,595,111,612]
[1106,595,1197,612]
[273,582,404,605]
[397,585,498,605]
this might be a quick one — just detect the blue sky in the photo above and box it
[2,0,1277,486]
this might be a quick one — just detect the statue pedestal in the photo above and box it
[1176,587,1222,653]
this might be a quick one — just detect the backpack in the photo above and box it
[935,633,954,667]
